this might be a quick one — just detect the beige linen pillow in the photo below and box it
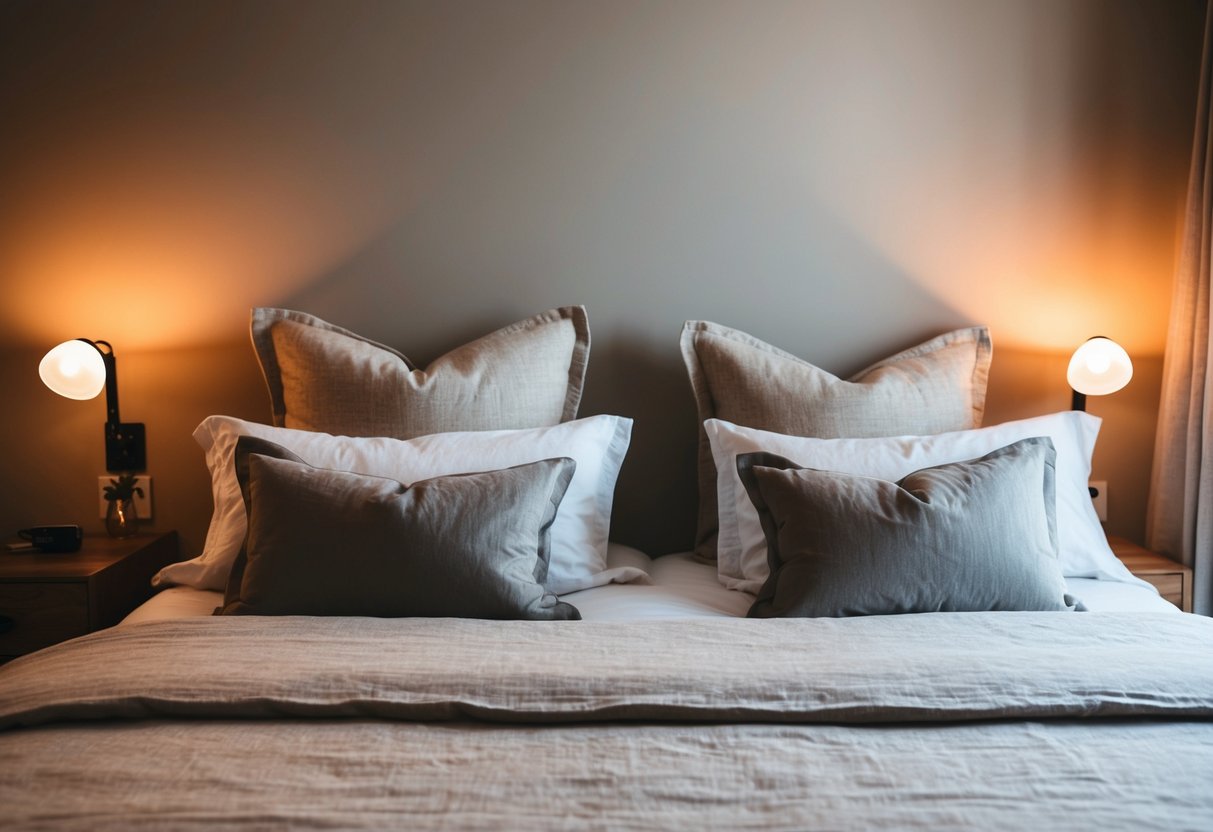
[251,306,590,437]
[681,322,992,560]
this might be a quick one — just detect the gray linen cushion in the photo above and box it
[218,436,580,619]
[251,306,590,436]
[738,437,1072,618]
[681,322,992,560]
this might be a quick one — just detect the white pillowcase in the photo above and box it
[153,414,641,595]
[704,412,1147,594]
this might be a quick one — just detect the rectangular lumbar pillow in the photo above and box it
[218,436,580,620]
[738,438,1074,618]
[705,411,1145,594]
[250,306,590,437]
[680,322,992,560]
[153,414,639,595]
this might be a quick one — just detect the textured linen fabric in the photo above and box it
[706,411,1144,593]
[3,614,1212,728]
[2,614,1211,829]
[2,720,1211,831]
[218,438,578,620]
[250,306,591,435]
[680,322,992,560]
[738,439,1073,617]
[154,414,636,594]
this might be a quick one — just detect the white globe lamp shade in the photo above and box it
[1067,337,1133,397]
[39,340,106,400]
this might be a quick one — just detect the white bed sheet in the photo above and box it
[122,585,222,624]
[566,547,753,621]
[1065,576,1178,613]
[122,544,1179,626]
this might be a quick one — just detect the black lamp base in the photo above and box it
[105,422,146,472]
[1070,390,1087,412]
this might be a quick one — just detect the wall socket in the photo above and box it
[1089,480,1107,523]
[98,476,153,520]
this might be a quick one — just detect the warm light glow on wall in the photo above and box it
[0,0,1193,361]
[788,5,1185,357]
[0,128,402,350]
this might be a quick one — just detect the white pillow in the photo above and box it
[704,412,1147,594]
[154,414,641,595]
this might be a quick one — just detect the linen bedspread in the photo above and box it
[2,613,1211,829]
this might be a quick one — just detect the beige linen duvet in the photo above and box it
[1,613,1211,830]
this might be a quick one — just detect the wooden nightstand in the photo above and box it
[0,531,179,662]
[1108,535,1193,612]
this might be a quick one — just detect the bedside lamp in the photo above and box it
[1067,336,1133,412]
[39,339,146,472]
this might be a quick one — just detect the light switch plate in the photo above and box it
[98,476,153,520]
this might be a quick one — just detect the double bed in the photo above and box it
[3,554,1209,829]
[2,306,1210,829]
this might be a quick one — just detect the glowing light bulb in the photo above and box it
[1067,337,1132,397]
[1085,353,1111,375]
[39,340,106,400]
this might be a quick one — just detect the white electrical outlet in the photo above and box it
[98,476,153,520]
[1089,480,1107,523]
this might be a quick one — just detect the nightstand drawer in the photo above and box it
[0,532,180,661]
[1108,535,1194,612]
[0,582,89,657]
[1136,573,1185,608]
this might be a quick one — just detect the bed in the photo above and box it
[2,307,1211,830]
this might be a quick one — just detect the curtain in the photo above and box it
[1147,3,1213,616]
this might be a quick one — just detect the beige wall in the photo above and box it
[0,0,1202,556]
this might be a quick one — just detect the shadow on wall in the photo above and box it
[265,186,974,556]
[576,335,699,554]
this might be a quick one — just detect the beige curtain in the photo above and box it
[1147,3,1213,616]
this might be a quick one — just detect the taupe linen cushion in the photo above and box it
[738,437,1072,618]
[251,306,590,436]
[681,322,992,559]
[218,436,580,620]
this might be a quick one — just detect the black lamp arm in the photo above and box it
[75,338,144,472]
[77,338,121,426]
[89,339,121,427]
